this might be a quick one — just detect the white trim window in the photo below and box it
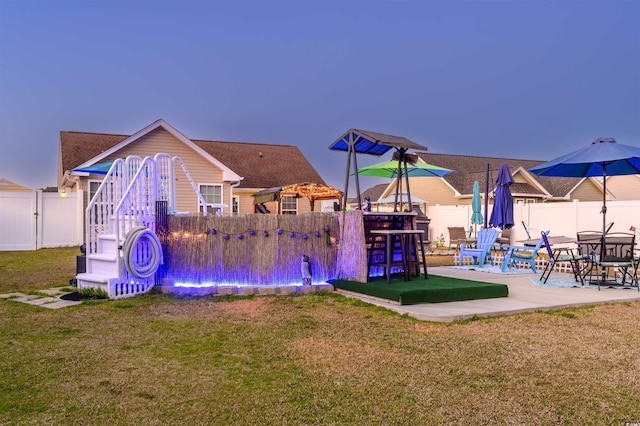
[199,184,223,214]
[281,196,298,215]
[88,180,101,203]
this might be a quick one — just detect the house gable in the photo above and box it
[69,119,241,182]
[0,178,32,192]
[58,119,329,214]
[603,175,640,201]
[414,152,591,204]
[568,177,608,202]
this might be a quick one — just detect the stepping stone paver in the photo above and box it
[0,289,82,309]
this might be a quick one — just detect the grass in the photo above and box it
[0,246,78,294]
[1,247,640,424]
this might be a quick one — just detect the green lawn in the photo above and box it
[1,247,639,424]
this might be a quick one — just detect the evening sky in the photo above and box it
[1,0,638,194]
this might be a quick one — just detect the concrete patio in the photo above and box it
[335,266,640,322]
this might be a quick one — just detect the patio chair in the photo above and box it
[576,231,603,283]
[497,228,511,246]
[448,227,468,249]
[539,231,583,285]
[501,230,548,273]
[458,228,499,267]
[596,232,637,291]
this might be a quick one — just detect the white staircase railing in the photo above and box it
[86,159,125,256]
[172,156,210,215]
[114,156,158,246]
[79,153,208,299]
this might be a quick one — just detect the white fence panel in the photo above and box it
[427,200,640,247]
[0,191,37,250]
[38,191,83,248]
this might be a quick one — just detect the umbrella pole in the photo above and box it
[484,163,489,228]
[602,167,608,236]
[403,153,412,212]
[353,149,362,209]
[600,166,608,284]
[342,144,352,211]
[394,151,402,212]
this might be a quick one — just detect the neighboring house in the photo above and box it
[347,183,388,207]
[58,119,327,216]
[0,178,32,192]
[600,174,640,201]
[367,153,611,207]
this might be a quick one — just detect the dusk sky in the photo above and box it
[1,0,638,194]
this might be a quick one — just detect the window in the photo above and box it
[89,181,101,203]
[199,184,223,214]
[232,196,239,216]
[281,196,297,215]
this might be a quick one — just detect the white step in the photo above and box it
[98,233,118,253]
[87,253,121,276]
[76,273,113,295]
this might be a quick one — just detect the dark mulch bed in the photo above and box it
[59,292,107,301]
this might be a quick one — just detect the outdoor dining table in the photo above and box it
[518,235,575,247]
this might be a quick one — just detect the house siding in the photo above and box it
[390,177,466,206]
[570,179,603,202]
[0,179,32,192]
[606,175,640,200]
[96,128,228,213]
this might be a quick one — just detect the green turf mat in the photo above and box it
[328,275,508,305]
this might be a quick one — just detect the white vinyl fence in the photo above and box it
[0,190,84,251]
[426,199,640,247]
[1,190,639,251]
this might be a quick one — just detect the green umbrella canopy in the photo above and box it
[357,160,453,178]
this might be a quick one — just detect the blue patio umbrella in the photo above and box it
[471,180,483,226]
[488,163,514,230]
[529,137,640,236]
[72,161,115,175]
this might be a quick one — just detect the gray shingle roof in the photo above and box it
[192,139,325,188]
[59,130,325,189]
[347,183,389,204]
[417,153,584,198]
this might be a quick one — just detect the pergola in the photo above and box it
[252,182,343,213]
[328,129,427,210]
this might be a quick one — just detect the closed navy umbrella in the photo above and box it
[489,163,514,230]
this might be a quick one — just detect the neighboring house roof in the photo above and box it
[60,119,325,189]
[416,153,587,200]
[347,183,389,204]
[0,178,32,192]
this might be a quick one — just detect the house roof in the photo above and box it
[60,120,325,189]
[191,140,325,188]
[0,178,32,192]
[347,183,389,204]
[416,153,586,199]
